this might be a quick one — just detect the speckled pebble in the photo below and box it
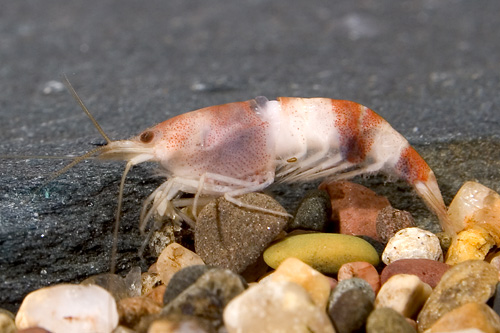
[376,206,415,243]
[380,259,449,288]
[161,268,246,331]
[366,307,417,333]
[417,260,499,332]
[328,288,374,333]
[320,181,391,241]
[163,265,213,305]
[195,193,288,273]
[263,233,379,274]
[337,261,380,294]
[330,277,376,306]
[15,284,118,333]
[156,242,204,285]
[223,280,335,333]
[375,274,432,318]
[288,189,332,232]
[382,227,443,264]
[427,302,500,333]
[270,257,331,308]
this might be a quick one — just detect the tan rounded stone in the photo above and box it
[428,302,500,333]
[156,243,204,285]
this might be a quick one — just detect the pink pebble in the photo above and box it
[380,259,450,288]
[337,261,380,294]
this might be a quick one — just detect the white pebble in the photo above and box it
[382,227,443,264]
[15,284,118,333]
[223,280,335,333]
[375,274,432,318]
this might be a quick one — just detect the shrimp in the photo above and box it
[53,80,452,271]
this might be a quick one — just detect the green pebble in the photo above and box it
[263,233,380,274]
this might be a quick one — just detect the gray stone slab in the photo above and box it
[1,0,499,312]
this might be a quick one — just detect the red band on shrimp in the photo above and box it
[395,146,430,183]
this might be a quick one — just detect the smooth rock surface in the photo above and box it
[264,233,379,274]
[330,277,376,306]
[417,260,499,332]
[0,309,16,333]
[15,284,118,333]
[320,181,391,241]
[328,288,374,333]
[270,257,331,309]
[337,261,380,294]
[375,274,432,318]
[366,307,417,333]
[376,206,415,243]
[382,227,443,264]
[380,259,449,288]
[288,189,332,232]
[223,280,335,333]
[156,242,204,285]
[161,269,246,331]
[147,314,214,333]
[163,265,213,305]
[195,193,288,273]
[427,302,500,333]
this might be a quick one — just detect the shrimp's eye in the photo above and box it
[140,131,155,143]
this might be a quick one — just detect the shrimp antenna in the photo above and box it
[62,74,112,144]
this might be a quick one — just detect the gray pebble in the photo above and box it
[289,189,332,232]
[163,265,213,305]
[366,307,416,333]
[330,277,375,306]
[328,288,374,333]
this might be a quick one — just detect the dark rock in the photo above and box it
[161,268,246,331]
[380,259,449,288]
[330,277,375,306]
[328,288,374,333]
[366,307,416,333]
[195,193,288,273]
[288,189,332,232]
[376,206,415,243]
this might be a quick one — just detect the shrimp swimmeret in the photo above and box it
[50,80,452,271]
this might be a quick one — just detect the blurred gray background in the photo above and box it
[1,0,499,311]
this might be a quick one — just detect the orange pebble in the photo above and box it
[337,261,380,293]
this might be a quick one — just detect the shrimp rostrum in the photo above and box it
[61,89,452,240]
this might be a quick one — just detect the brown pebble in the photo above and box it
[320,181,390,241]
[195,193,288,273]
[145,285,167,305]
[117,296,162,329]
[380,259,449,288]
[428,302,500,332]
[376,206,415,243]
[338,261,380,294]
[17,329,51,333]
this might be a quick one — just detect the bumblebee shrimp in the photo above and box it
[52,79,452,271]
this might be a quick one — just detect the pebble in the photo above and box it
[376,206,415,243]
[375,274,432,318]
[380,259,449,288]
[223,280,335,333]
[382,227,443,264]
[427,302,500,333]
[161,268,246,331]
[417,260,499,332]
[447,181,500,240]
[148,314,213,333]
[141,272,162,296]
[328,288,374,333]
[445,226,496,265]
[263,233,379,274]
[163,265,213,304]
[320,180,391,241]
[488,282,500,317]
[145,285,167,305]
[81,266,142,300]
[270,257,331,308]
[156,242,205,285]
[337,261,380,293]
[0,309,16,333]
[17,328,52,333]
[330,277,376,306]
[117,296,162,329]
[15,284,118,333]
[288,189,332,232]
[195,193,289,273]
[366,307,417,333]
